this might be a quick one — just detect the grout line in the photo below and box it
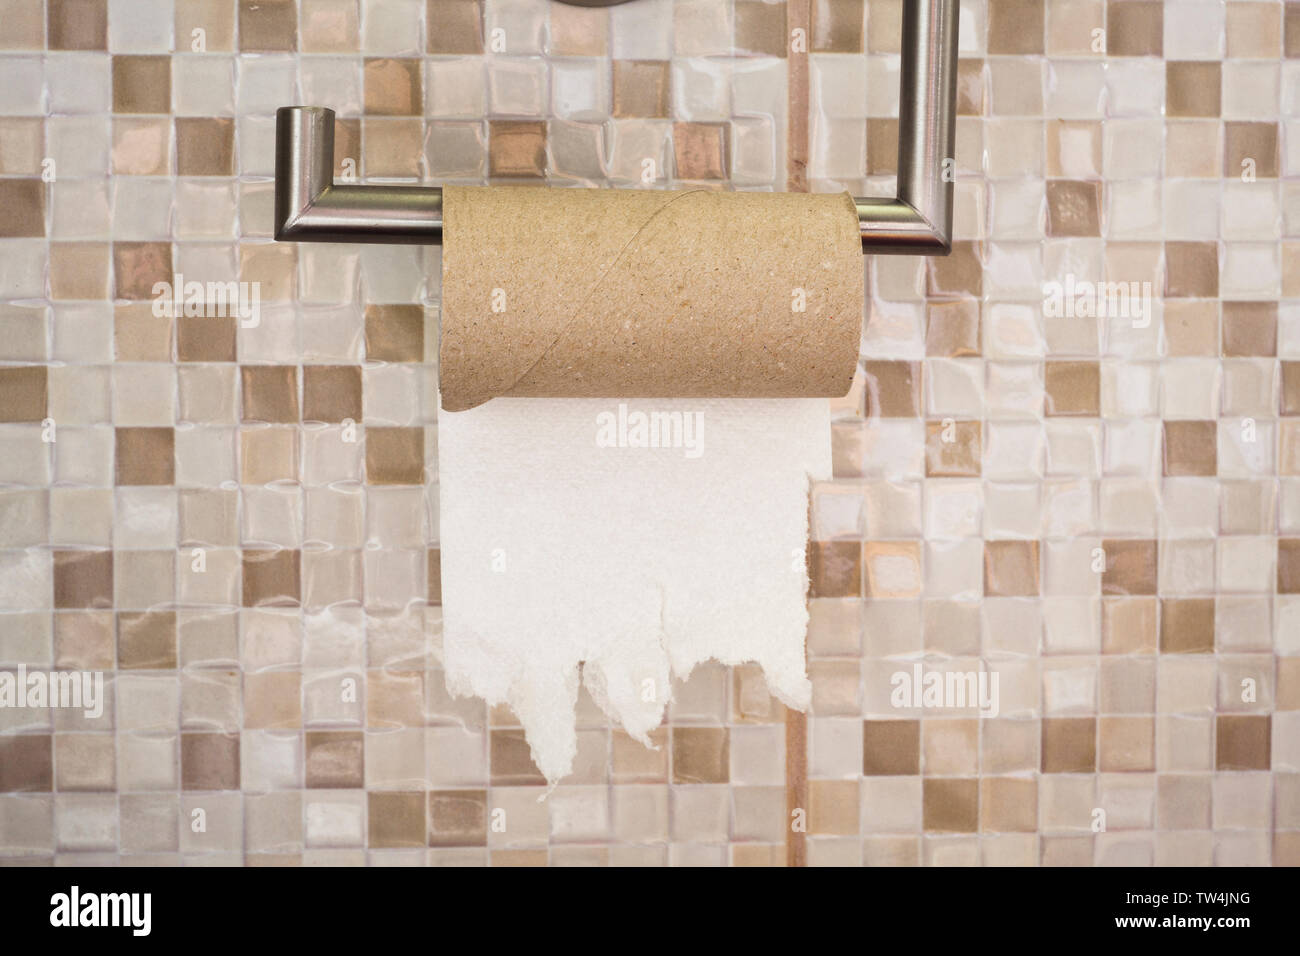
[784,0,812,869]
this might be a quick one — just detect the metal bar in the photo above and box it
[274,106,443,245]
[273,0,958,256]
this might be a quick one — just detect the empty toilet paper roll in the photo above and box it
[437,396,831,785]
[439,185,864,412]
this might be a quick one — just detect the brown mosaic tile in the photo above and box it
[1278,539,1300,593]
[302,365,362,423]
[1165,121,1220,178]
[365,427,425,485]
[1224,122,1280,179]
[926,300,980,357]
[1163,420,1217,477]
[0,179,44,237]
[810,0,865,53]
[240,365,300,424]
[54,611,116,670]
[367,791,425,848]
[925,420,982,477]
[927,242,983,297]
[49,242,109,300]
[0,119,44,175]
[241,549,301,608]
[177,317,237,363]
[1159,598,1216,653]
[735,0,787,57]
[1164,242,1219,299]
[117,611,178,669]
[866,118,898,175]
[1044,361,1100,416]
[984,540,1041,597]
[364,304,424,362]
[673,727,730,784]
[427,0,483,54]
[48,0,106,50]
[305,732,364,788]
[115,427,175,485]
[1279,658,1300,710]
[1107,0,1163,55]
[53,551,114,610]
[923,719,978,775]
[55,735,115,791]
[1099,716,1155,771]
[488,121,547,179]
[612,728,668,783]
[862,719,920,775]
[112,56,170,114]
[1227,1,1282,57]
[1288,2,1300,57]
[244,672,301,729]
[364,58,422,116]
[114,303,172,362]
[674,122,729,180]
[549,1,607,56]
[1045,180,1101,238]
[239,0,297,52]
[0,366,47,422]
[181,732,240,790]
[988,0,1045,55]
[1163,300,1218,357]
[1041,717,1097,773]
[1284,362,1300,416]
[1221,302,1277,357]
[1166,61,1221,117]
[176,118,234,176]
[613,60,672,119]
[956,59,987,116]
[176,0,236,52]
[1215,715,1270,770]
[809,779,860,835]
[980,777,1037,832]
[1101,539,1157,596]
[428,790,487,847]
[922,778,978,832]
[0,0,44,49]
[490,729,546,786]
[807,540,862,598]
[427,549,442,606]
[240,428,298,484]
[865,0,902,53]
[0,735,53,791]
[113,242,174,301]
[366,671,421,728]
[862,360,920,417]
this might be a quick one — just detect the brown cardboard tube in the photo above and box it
[438,185,863,413]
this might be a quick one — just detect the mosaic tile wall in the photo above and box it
[0,0,1297,866]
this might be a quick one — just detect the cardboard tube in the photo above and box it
[439,185,863,413]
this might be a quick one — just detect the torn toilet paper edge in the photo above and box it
[436,396,830,788]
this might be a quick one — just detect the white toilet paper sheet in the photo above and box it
[436,397,829,784]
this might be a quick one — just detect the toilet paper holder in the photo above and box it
[274,0,958,256]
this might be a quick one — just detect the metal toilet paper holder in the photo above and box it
[274,0,958,256]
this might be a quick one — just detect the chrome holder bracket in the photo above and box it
[274,0,958,256]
